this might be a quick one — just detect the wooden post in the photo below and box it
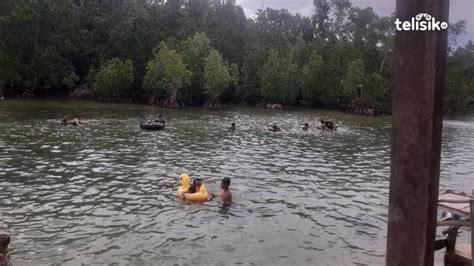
[471,199,473,266]
[386,0,449,265]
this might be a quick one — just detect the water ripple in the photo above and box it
[0,100,472,265]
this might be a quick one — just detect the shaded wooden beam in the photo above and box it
[471,200,473,266]
[437,220,471,227]
[386,0,450,265]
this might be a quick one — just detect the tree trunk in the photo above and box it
[380,49,388,73]
[163,88,184,108]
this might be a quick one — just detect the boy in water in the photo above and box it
[317,119,326,130]
[210,177,232,206]
[194,178,210,194]
[179,183,197,198]
[154,114,166,124]
[0,234,11,266]
[187,184,197,194]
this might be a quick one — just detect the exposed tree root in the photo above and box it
[346,105,376,116]
[204,97,222,110]
[163,90,184,108]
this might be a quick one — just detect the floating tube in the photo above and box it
[140,122,164,130]
[177,173,208,202]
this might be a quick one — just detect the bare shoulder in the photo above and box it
[222,190,232,203]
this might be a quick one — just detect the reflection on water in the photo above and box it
[0,100,472,265]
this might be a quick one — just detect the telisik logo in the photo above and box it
[395,13,448,31]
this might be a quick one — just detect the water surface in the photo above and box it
[0,100,472,265]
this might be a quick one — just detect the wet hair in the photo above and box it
[188,184,197,193]
[158,114,163,117]
[231,123,236,127]
[273,124,278,129]
[0,234,10,248]
[320,119,325,124]
[221,177,231,188]
[304,123,309,127]
[326,121,334,129]
[193,178,202,185]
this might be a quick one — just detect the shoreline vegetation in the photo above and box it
[0,0,473,115]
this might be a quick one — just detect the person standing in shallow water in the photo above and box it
[230,123,236,131]
[0,234,11,266]
[210,177,232,206]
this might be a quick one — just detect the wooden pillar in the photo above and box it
[386,0,449,265]
[471,200,473,266]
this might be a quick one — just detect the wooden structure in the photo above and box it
[436,193,473,265]
[386,0,450,264]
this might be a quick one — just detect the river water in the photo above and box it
[0,100,472,265]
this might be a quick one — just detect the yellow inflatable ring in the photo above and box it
[177,173,208,202]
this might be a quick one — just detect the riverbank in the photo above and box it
[0,89,388,117]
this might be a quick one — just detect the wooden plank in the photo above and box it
[440,199,471,204]
[439,206,471,218]
[456,243,472,259]
[439,193,472,201]
[446,243,472,265]
[437,220,471,227]
[438,193,472,218]
[385,0,450,264]
[439,193,472,203]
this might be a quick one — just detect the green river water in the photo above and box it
[0,100,472,265]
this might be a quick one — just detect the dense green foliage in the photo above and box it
[91,58,134,101]
[261,51,300,105]
[180,32,212,105]
[203,49,230,109]
[0,0,472,113]
[143,43,190,107]
[445,42,474,113]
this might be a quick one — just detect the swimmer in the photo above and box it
[62,114,90,126]
[267,124,282,132]
[187,184,197,194]
[210,177,232,206]
[230,122,236,131]
[0,234,11,266]
[192,178,207,194]
[302,123,309,130]
[317,119,336,131]
[181,184,197,198]
[154,114,166,124]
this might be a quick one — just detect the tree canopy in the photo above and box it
[91,58,134,102]
[203,49,230,109]
[0,0,472,113]
[143,43,191,107]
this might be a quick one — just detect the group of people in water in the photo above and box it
[62,113,336,133]
[62,114,168,127]
[146,114,166,124]
[267,119,337,132]
[179,176,232,206]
